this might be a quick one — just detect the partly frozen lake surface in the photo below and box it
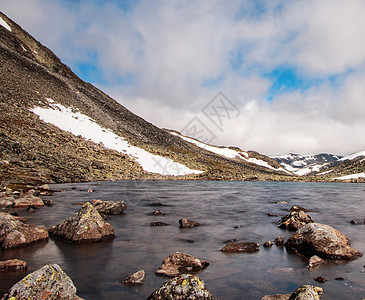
[1,181,364,299]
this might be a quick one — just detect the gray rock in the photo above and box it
[179,218,201,228]
[285,223,363,259]
[122,270,145,285]
[147,274,216,300]
[288,285,323,299]
[278,211,314,231]
[308,255,325,270]
[221,241,260,253]
[156,252,210,277]
[49,202,115,243]
[0,212,49,249]
[91,199,127,215]
[1,264,81,300]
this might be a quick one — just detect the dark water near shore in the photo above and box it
[1,181,364,299]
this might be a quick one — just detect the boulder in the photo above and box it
[1,264,82,300]
[288,285,323,299]
[13,194,44,208]
[147,274,216,300]
[274,236,285,246]
[261,295,291,300]
[278,211,314,231]
[221,241,260,253]
[0,212,49,249]
[288,206,309,212]
[285,223,363,260]
[48,202,115,243]
[264,241,273,248]
[0,259,27,271]
[156,252,210,277]
[179,218,201,228]
[0,197,15,208]
[122,270,145,285]
[91,199,127,215]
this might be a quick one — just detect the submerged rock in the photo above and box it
[122,270,145,285]
[288,285,323,299]
[179,218,201,228]
[0,259,27,271]
[48,202,115,243]
[0,212,48,249]
[147,274,216,300]
[221,241,260,253]
[156,252,210,277]
[285,223,363,259]
[278,211,314,231]
[1,264,81,300]
[150,222,169,226]
[91,199,127,215]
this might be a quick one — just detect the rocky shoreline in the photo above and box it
[1,182,363,299]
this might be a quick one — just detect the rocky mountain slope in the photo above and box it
[272,153,342,176]
[0,11,294,188]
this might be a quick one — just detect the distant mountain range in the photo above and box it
[0,11,364,186]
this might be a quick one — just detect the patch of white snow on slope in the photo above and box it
[333,173,365,180]
[339,151,365,161]
[0,17,12,32]
[171,132,292,174]
[31,100,203,176]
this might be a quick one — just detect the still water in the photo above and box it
[1,181,364,299]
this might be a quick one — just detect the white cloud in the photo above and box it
[2,0,365,156]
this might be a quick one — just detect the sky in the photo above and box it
[2,0,365,155]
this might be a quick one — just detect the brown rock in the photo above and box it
[150,222,168,226]
[13,194,44,208]
[91,199,127,215]
[48,202,115,243]
[288,285,323,299]
[261,295,291,300]
[278,211,314,231]
[289,206,309,212]
[221,241,260,253]
[156,252,210,277]
[264,241,273,248]
[314,277,327,283]
[0,259,27,271]
[308,255,325,270]
[285,223,363,259]
[274,236,285,246]
[0,212,49,249]
[0,197,15,208]
[179,218,200,228]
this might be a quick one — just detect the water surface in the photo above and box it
[1,181,364,299]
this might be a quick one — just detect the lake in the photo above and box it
[1,181,364,299]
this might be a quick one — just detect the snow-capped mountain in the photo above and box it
[272,153,342,176]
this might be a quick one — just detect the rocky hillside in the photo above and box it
[0,11,294,188]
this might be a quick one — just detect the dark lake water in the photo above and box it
[1,181,364,299]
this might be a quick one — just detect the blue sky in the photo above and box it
[2,0,365,155]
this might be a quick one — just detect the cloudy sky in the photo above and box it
[2,0,365,155]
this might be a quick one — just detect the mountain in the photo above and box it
[0,11,293,188]
[272,153,342,176]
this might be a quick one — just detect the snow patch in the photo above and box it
[0,17,11,32]
[31,100,203,176]
[317,169,334,175]
[333,173,365,180]
[339,151,365,161]
[171,131,291,174]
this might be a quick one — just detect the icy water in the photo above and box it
[1,181,364,300]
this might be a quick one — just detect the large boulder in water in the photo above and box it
[1,264,82,300]
[285,223,363,259]
[48,202,115,243]
[156,252,210,277]
[91,199,127,215]
[0,212,48,249]
[147,274,216,300]
[278,211,314,231]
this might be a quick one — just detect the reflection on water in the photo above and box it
[1,181,364,299]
